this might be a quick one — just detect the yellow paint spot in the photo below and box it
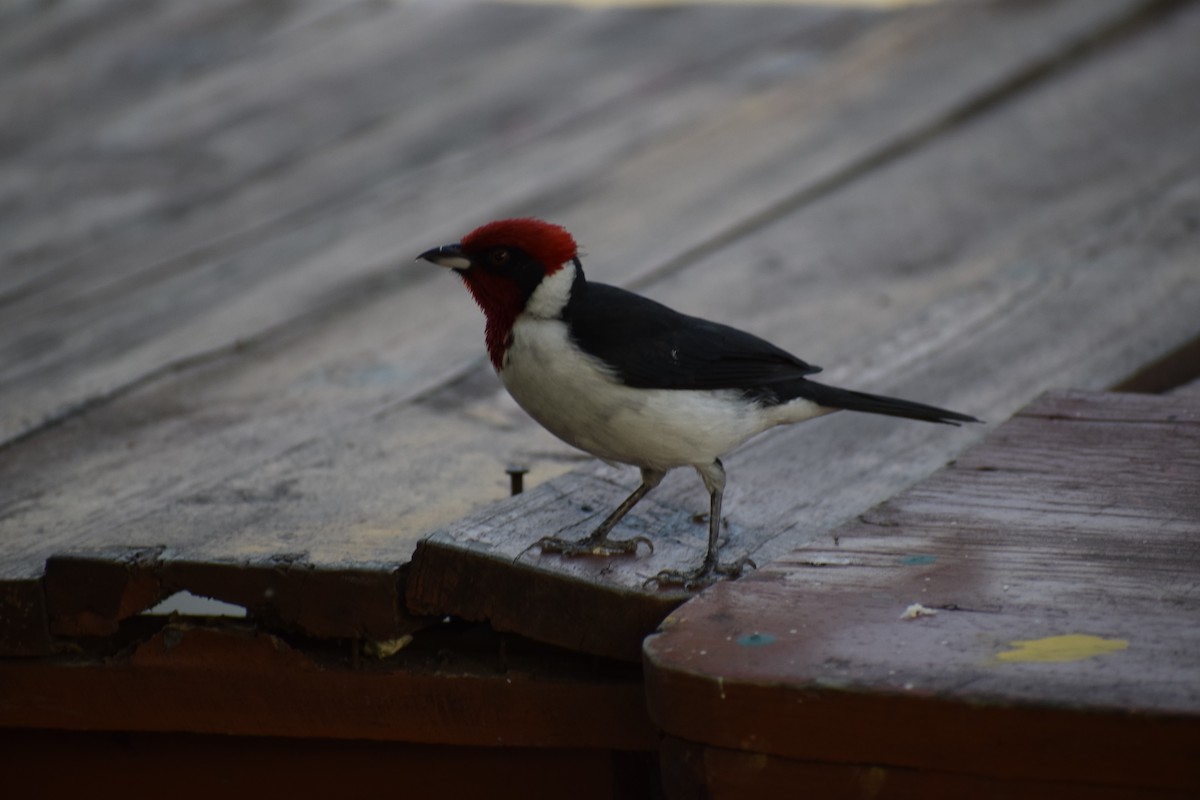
[857,766,888,798]
[996,634,1128,664]
[733,751,769,773]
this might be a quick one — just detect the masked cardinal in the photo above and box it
[420,218,978,589]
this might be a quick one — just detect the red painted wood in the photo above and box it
[646,390,1200,794]
[0,622,656,751]
[0,729,658,800]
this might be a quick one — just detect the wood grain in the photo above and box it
[644,390,1200,793]
[659,736,1196,800]
[0,0,886,443]
[2,0,1197,657]
[0,621,656,749]
[657,734,1200,800]
[405,1,1200,658]
[1,730,649,800]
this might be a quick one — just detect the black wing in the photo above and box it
[563,282,821,393]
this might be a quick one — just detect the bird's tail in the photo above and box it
[799,380,980,426]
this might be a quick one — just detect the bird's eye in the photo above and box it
[489,248,510,266]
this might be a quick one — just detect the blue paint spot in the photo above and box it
[737,633,776,647]
[900,555,937,566]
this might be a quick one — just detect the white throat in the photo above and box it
[523,261,577,319]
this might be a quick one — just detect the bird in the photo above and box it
[419,218,979,589]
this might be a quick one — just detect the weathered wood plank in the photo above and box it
[0,0,1150,446]
[1,0,1189,656]
[2,730,648,800]
[0,0,328,292]
[0,0,887,652]
[0,0,886,444]
[659,735,1197,800]
[41,548,411,641]
[405,2,1200,658]
[0,621,656,750]
[1176,376,1200,395]
[407,471,696,661]
[644,390,1200,793]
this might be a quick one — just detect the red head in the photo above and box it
[418,218,580,369]
[460,218,578,274]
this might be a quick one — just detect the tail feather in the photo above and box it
[797,380,981,426]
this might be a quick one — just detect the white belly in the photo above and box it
[499,317,824,469]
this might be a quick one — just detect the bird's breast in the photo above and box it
[499,317,777,469]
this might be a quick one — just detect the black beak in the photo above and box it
[417,242,471,271]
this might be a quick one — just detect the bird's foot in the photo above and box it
[534,533,654,558]
[649,555,756,591]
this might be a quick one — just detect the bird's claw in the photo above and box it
[648,556,756,591]
[534,534,654,558]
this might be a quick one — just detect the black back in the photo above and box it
[562,277,821,402]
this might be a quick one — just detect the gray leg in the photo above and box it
[535,467,663,557]
[653,459,755,590]
[696,459,727,573]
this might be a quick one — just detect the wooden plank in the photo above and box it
[42,547,166,637]
[1176,377,1200,395]
[41,548,411,641]
[0,621,657,750]
[0,579,48,657]
[1,730,652,800]
[0,0,1149,447]
[644,390,1200,793]
[405,1,1200,658]
[0,0,1186,656]
[1115,334,1200,393]
[0,0,328,293]
[407,471,696,662]
[0,0,887,444]
[0,0,887,652]
[659,736,1195,800]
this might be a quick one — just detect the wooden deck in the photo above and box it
[647,389,1200,797]
[2,0,1199,796]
